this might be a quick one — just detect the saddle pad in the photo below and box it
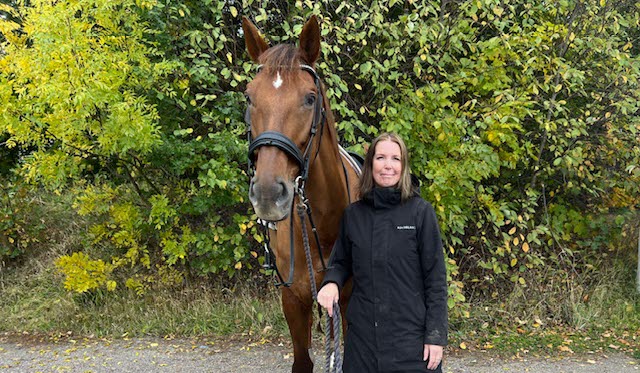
[338,145,363,176]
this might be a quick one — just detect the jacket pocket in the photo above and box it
[389,230,418,258]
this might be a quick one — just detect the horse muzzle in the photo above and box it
[249,176,293,221]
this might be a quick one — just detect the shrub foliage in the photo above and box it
[1,0,639,318]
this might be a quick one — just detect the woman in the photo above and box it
[317,133,448,372]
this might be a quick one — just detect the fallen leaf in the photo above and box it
[558,345,573,353]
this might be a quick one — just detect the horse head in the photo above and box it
[242,15,325,222]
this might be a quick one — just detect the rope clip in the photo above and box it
[294,176,307,201]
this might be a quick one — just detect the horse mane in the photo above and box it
[258,44,303,72]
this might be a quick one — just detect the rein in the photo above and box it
[297,197,343,373]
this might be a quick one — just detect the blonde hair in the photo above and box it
[359,132,413,202]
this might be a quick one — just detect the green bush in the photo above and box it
[1,0,638,320]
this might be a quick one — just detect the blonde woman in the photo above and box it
[318,133,448,372]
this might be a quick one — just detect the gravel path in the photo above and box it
[0,336,638,372]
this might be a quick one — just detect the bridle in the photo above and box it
[245,63,328,287]
[246,64,326,187]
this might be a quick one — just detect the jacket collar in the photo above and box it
[363,175,422,210]
[363,187,402,210]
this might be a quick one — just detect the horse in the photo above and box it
[242,15,360,373]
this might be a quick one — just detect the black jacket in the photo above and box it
[322,187,448,373]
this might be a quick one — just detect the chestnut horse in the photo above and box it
[242,15,358,373]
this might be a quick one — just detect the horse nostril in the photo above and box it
[275,180,289,206]
[249,177,258,201]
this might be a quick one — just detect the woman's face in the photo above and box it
[372,140,402,188]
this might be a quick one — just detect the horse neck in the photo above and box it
[303,119,350,228]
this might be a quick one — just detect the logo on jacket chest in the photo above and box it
[396,225,416,230]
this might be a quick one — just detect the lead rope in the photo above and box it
[297,199,343,373]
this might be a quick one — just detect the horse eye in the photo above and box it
[304,93,316,107]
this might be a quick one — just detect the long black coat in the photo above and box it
[322,187,448,373]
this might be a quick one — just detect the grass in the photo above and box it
[3,247,638,357]
[0,253,288,339]
[449,257,640,357]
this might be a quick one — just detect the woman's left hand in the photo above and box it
[423,344,443,370]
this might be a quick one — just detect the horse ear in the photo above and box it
[242,16,269,62]
[299,15,321,65]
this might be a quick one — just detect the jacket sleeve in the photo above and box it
[320,210,352,291]
[418,201,448,346]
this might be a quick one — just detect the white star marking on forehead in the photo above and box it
[273,71,283,89]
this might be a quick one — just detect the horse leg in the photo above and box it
[282,287,314,373]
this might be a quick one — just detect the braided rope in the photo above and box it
[297,202,343,373]
[324,311,332,373]
[299,204,319,298]
[332,301,343,372]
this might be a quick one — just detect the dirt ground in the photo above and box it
[0,335,638,372]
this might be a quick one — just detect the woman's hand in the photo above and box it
[317,283,339,315]
[423,344,443,370]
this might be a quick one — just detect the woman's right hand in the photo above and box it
[317,282,340,315]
